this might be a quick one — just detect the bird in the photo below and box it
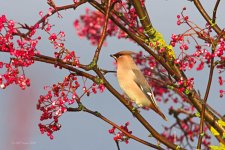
[110,50,167,121]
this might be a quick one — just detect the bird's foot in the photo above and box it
[131,107,140,116]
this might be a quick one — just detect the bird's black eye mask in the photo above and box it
[114,54,122,58]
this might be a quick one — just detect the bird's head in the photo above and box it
[110,50,136,61]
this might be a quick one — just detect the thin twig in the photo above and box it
[24,0,88,36]
[212,0,221,23]
[197,44,216,149]
[193,0,222,35]
[92,0,112,63]
[100,69,116,75]
[115,140,120,150]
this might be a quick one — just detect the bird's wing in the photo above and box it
[132,69,158,107]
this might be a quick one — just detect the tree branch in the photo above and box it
[33,54,96,81]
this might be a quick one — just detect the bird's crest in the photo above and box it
[111,50,136,59]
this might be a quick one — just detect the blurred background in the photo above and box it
[0,0,225,150]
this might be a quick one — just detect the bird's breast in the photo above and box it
[117,68,151,107]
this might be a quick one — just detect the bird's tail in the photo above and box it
[152,106,168,121]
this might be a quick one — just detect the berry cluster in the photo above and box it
[74,1,145,45]
[74,8,118,45]
[162,107,211,148]
[37,74,105,139]
[171,8,225,99]
[108,122,132,144]
[0,15,40,89]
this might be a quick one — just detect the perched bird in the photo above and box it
[110,50,167,121]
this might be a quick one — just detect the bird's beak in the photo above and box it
[110,54,116,60]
